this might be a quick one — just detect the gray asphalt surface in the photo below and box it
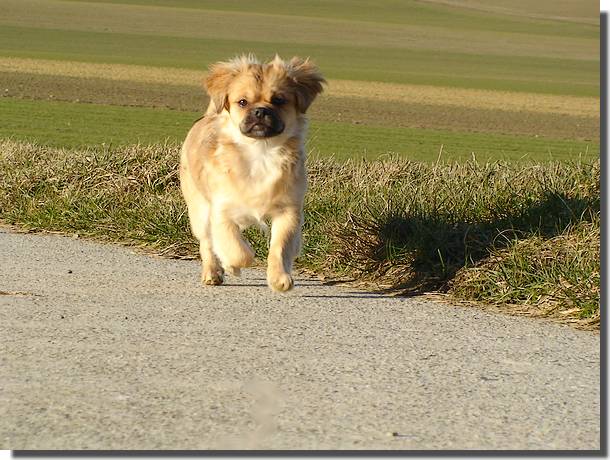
[0,227,600,450]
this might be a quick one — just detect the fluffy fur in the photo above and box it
[180,55,325,291]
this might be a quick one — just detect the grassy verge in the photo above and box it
[0,139,599,328]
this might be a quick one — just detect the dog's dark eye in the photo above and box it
[238,99,248,107]
[271,96,287,106]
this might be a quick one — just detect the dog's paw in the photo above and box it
[202,266,224,286]
[267,272,294,292]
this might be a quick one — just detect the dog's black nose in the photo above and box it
[253,107,269,119]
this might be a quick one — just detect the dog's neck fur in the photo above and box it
[207,110,307,226]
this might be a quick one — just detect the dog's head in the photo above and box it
[205,54,325,139]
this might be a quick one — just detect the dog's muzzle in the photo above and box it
[240,106,285,138]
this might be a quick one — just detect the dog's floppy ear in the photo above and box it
[287,57,326,113]
[204,61,235,114]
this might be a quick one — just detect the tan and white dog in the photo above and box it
[179,55,325,291]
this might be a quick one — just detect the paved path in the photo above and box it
[0,227,600,450]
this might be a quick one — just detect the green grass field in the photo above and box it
[64,0,598,33]
[1,98,597,162]
[0,0,600,161]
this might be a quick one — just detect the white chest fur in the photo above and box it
[215,138,296,228]
[243,141,285,186]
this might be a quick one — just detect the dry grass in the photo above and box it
[0,139,192,252]
[0,139,599,328]
[449,219,600,328]
[306,154,600,328]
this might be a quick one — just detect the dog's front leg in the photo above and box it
[210,210,255,276]
[267,208,302,292]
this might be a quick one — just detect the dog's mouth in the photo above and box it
[240,107,285,139]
